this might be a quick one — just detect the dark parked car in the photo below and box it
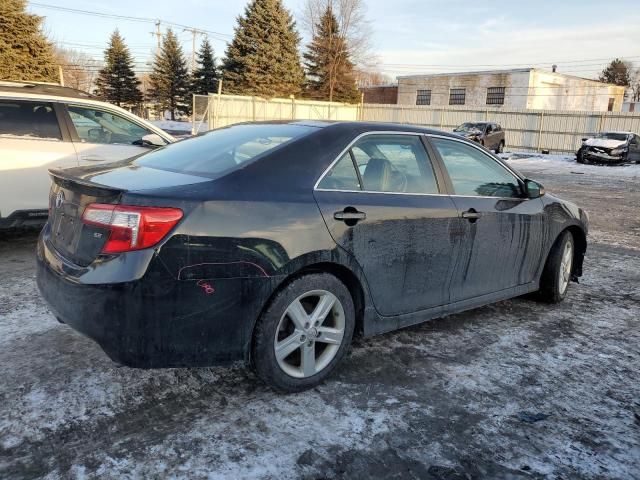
[576,131,640,165]
[453,122,505,153]
[37,121,588,392]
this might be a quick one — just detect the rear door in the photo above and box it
[314,132,461,316]
[428,136,545,302]
[0,99,78,217]
[64,104,160,165]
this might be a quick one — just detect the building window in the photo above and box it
[449,88,465,105]
[607,98,615,111]
[486,87,505,105]
[416,89,431,105]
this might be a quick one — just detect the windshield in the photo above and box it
[595,132,629,141]
[135,123,315,178]
[454,123,486,133]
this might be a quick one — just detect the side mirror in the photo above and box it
[581,137,588,142]
[141,133,166,148]
[524,179,545,199]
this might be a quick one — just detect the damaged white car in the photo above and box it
[576,131,640,165]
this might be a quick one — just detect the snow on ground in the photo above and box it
[499,151,640,179]
[1,154,639,479]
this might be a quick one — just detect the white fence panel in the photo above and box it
[195,94,640,153]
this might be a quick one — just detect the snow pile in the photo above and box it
[150,120,193,133]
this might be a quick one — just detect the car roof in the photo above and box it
[0,81,94,100]
[246,120,467,139]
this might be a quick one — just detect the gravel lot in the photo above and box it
[1,154,639,479]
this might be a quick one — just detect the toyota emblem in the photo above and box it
[55,191,65,209]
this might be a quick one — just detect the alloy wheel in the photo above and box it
[559,241,573,294]
[274,290,345,378]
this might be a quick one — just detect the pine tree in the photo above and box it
[149,29,191,120]
[303,5,360,103]
[222,0,304,98]
[599,58,631,86]
[95,30,142,106]
[0,0,58,82]
[192,38,218,95]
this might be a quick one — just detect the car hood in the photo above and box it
[584,138,627,149]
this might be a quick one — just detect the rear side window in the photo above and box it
[318,134,439,194]
[136,124,315,177]
[0,100,62,140]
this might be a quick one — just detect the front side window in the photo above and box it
[0,100,62,140]
[431,138,521,198]
[449,88,466,105]
[68,106,153,145]
[137,123,315,178]
[319,134,439,194]
[416,89,431,106]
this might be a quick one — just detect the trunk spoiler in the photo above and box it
[48,168,126,197]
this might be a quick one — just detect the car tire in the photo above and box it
[495,141,504,154]
[252,273,355,393]
[576,150,585,164]
[536,231,575,303]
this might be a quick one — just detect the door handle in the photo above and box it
[334,208,366,225]
[461,209,481,222]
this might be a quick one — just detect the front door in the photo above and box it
[0,100,78,217]
[428,136,546,302]
[314,133,460,316]
[65,105,156,165]
[628,135,640,163]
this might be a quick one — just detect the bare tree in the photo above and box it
[55,47,100,92]
[301,0,377,70]
[631,68,640,102]
[353,68,394,88]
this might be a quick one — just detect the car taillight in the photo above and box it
[82,203,183,253]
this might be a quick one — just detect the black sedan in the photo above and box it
[37,121,588,392]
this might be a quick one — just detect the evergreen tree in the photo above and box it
[95,30,142,106]
[303,5,360,103]
[222,0,304,98]
[192,38,218,95]
[599,58,631,86]
[0,0,58,82]
[149,29,191,120]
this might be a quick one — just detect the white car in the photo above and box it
[0,81,176,228]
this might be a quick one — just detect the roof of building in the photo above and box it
[0,81,94,99]
[396,68,624,88]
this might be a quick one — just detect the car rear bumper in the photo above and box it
[0,209,48,229]
[36,230,277,368]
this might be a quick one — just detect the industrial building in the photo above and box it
[396,68,626,112]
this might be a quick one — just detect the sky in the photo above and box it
[29,0,640,81]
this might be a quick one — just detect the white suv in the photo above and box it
[0,81,176,228]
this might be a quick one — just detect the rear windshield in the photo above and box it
[135,123,315,177]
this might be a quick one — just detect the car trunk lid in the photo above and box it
[48,169,124,266]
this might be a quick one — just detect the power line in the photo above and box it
[29,2,233,41]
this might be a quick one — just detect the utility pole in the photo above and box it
[150,21,162,49]
[183,28,204,73]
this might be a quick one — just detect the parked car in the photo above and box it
[576,131,640,165]
[453,122,505,153]
[0,81,175,228]
[37,121,588,392]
